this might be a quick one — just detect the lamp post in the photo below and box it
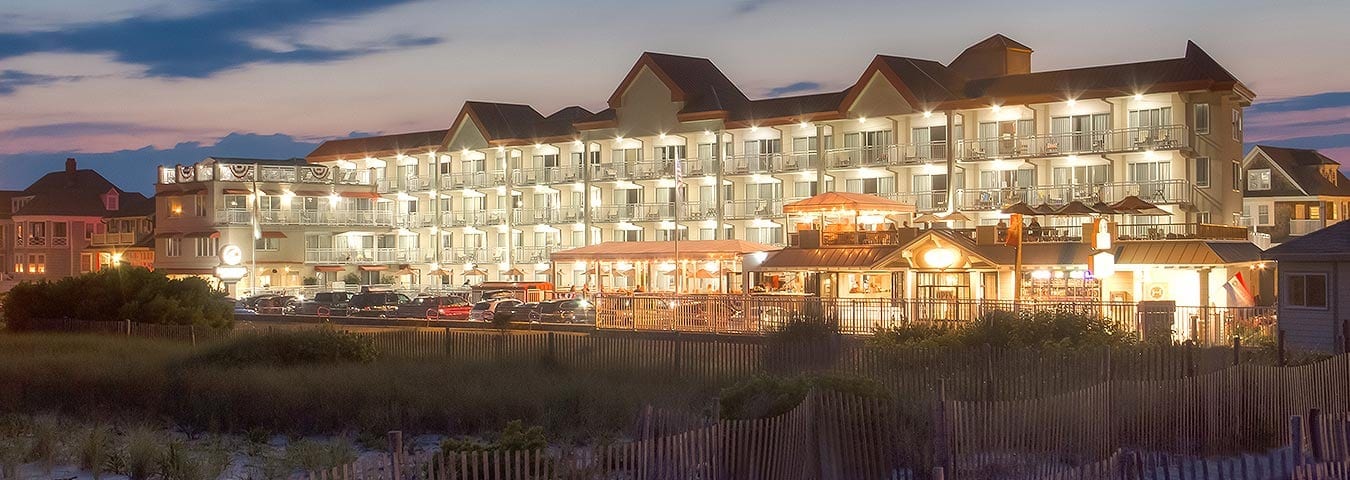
[215,244,248,298]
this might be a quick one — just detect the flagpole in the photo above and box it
[673,152,681,295]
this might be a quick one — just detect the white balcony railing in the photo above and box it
[1289,219,1333,236]
[91,232,138,246]
[958,125,1191,162]
[217,209,395,227]
[304,248,425,264]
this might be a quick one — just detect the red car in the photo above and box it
[400,295,473,320]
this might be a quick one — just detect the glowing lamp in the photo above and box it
[704,261,719,273]
[1090,252,1116,277]
[922,247,959,270]
[658,262,676,273]
[573,261,588,272]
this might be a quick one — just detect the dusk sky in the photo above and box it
[1,0,1347,194]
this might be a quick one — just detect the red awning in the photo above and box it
[293,190,327,197]
[153,232,180,238]
[340,191,381,199]
[223,188,251,194]
[358,265,388,271]
[313,265,345,272]
[259,231,287,239]
[184,231,220,238]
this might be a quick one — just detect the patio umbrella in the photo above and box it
[503,267,526,277]
[913,213,942,224]
[1031,204,1059,215]
[394,266,417,276]
[1091,201,1119,215]
[695,269,717,279]
[427,268,452,277]
[941,211,972,222]
[465,268,488,277]
[1001,201,1041,215]
[1109,196,1161,214]
[1052,200,1099,216]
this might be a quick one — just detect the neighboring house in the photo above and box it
[86,194,156,272]
[1264,220,1350,352]
[0,190,20,291]
[1242,145,1350,244]
[5,158,153,283]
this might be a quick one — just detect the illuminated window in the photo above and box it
[1248,169,1271,191]
[165,237,181,257]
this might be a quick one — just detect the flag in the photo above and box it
[1223,272,1256,307]
[1004,214,1022,247]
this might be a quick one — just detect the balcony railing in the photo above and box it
[217,209,395,227]
[441,248,490,264]
[514,246,561,264]
[304,248,425,264]
[954,180,1197,212]
[825,143,948,169]
[958,125,1191,162]
[442,172,487,189]
[90,232,139,246]
[1289,218,1338,236]
[159,163,370,186]
[377,176,432,193]
[722,153,819,175]
[1115,223,1248,241]
[724,199,784,220]
[512,166,583,186]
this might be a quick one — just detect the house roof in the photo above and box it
[1247,145,1350,197]
[1114,241,1262,266]
[549,239,778,262]
[108,194,155,218]
[757,246,900,271]
[12,167,147,217]
[0,190,20,218]
[1264,220,1350,261]
[306,130,448,162]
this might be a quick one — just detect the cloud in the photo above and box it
[0,70,83,94]
[0,121,182,140]
[0,0,215,33]
[1247,91,1350,115]
[0,132,328,194]
[0,0,441,79]
[765,81,823,97]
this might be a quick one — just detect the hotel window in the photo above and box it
[845,177,895,195]
[533,154,560,169]
[258,195,282,211]
[103,193,119,211]
[742,139,781,169]
[165,238,181,257]
[1257,204,1271,225]
[979,168,1035,190]
[746,182,782,201]
[1286,273,1328,309]
[1193,103,1210,134]
[697,142,733,168]
[655,145,686,161]
[794,181,818,198]
[194,237,217,257]
[27,254,46,274]
[1195,211,1211,224]
[169,198,183,217]
[82,253,94,273]
[1248,168,1271,191]
[912,173,961,211]
[52,222,67,243]
[1052,165,1111,187]
[1232,108,1243,141]
[908,127,948,159]
[747,226,783,245]
[700,226,734,240]
[255,237,280,251]
[1310,205,1321,220]
[613,229,641,242]
[1193,157,1210,187]
[462,155,485,174]
[655,228,688,242]
[570,150,601,168]
[699,185,732,212]
[613,148,641,165]
[1128,107,1172,128]
[223,194,247,210]
[439,160,453,175]
[1050,114,1110,152]
[791,136,826,166]
[847,129,895,162]
[976,119,1034,156]
[29,222,46,241]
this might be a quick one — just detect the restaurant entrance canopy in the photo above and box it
[782,192,917,215]
[549,240,779,262]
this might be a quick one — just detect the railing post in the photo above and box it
[1278,330,1287,367]
[124,319,131,337]
[1310,408,1325,462]
[1232,335,1242,366]
[387,431,403,479]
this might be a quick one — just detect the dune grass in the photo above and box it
[0,334,722,442]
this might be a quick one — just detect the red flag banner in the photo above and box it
[1005,214,1023,247]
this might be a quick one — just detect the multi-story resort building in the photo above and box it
[1242,145,1350,245]
[155,34,1256,296]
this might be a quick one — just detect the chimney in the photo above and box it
[65,157,77,174]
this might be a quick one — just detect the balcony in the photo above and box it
[957,125,1190,162]
[304,247,426,264]
[1115,223,1248,241]
[1290,218,1341,236]
[376,176,431,194]
[954,180,1198,212]
[158,163,372,186]
[442,248,490,264]
[90,232,140,247]
[724,199,784,220]
[441,172,488,189]
[512,166,583,186]
[217,209,395,227]
[722,153,820,176]
[514,246,560,264]
[825,143,947,169]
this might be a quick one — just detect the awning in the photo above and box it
[293,190,327,197]
[223,188,251,195]
[549,239,779,262]
[358,265,388,271]
[340,191,382,199]
[184,231,220,238]
[756,246,900,271]
[259,231,287,239]
[313,265,345,272]
[1115,241,1262,266]
[153,232,180,238]
[159,187,206,197]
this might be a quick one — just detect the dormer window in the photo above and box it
[1323,166,1339,186]
[102,189,119,211]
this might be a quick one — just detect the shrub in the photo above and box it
[342,273,361,285]
[157,442,209,480]
[2,266,232,330]
[124,427,162,480]
[183,328,377,368]
[442,420,546,452]
[870,308,1137,350]
[302,276,319,286]
[27,416,61,475]
[719,374,887,420]
[79,424,112,477]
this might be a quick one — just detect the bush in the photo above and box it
[79,424,112,478]
[184,328,377,368]
[442,420,547,452]
[2,266,232,330]
[870,308,1137,350]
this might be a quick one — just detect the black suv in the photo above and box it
[346,291,410,317]
[537,299,596,324]
[295,291,353,315]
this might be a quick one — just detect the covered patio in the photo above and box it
[549,240,779,294]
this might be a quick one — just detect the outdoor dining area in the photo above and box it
[784,191,922,248]
[994,196,1174,243]
[547,239,779,294]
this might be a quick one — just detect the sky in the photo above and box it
[1,0,1348,194]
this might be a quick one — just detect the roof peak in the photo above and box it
[967,34,1034,52]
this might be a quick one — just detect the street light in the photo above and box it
[215,244,248,297]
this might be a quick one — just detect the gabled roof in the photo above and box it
[964,33,1033,52]
[1247,145,1350,197]
[757,246,900,271]
[13,168,147,217]
[0,190,20,218]
[841,55,966,113]
[108,194,155,218]
[1265,221,1350,261]
[445,102,597,145]
[609,52,751,116]
[306,130,448,163]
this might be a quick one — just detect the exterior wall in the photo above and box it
[1277,260,1342,352]
[9,216,100,281]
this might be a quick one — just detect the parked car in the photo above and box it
[537,298,595,324]
[294,291,353,316]
[346,291,411,317]
[395,295,472,320]
[468,298,523,322]
[233,305,257,316]
[254,295,300,315]
[497,302,542,322]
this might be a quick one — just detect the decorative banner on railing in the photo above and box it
[226,164,254,181]
[176,165,196,183]
[301,165,331,182]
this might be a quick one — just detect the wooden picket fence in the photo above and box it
[22,317,230,345]
[946,354,1350,477]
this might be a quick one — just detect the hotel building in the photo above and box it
[155,34,1255,294]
